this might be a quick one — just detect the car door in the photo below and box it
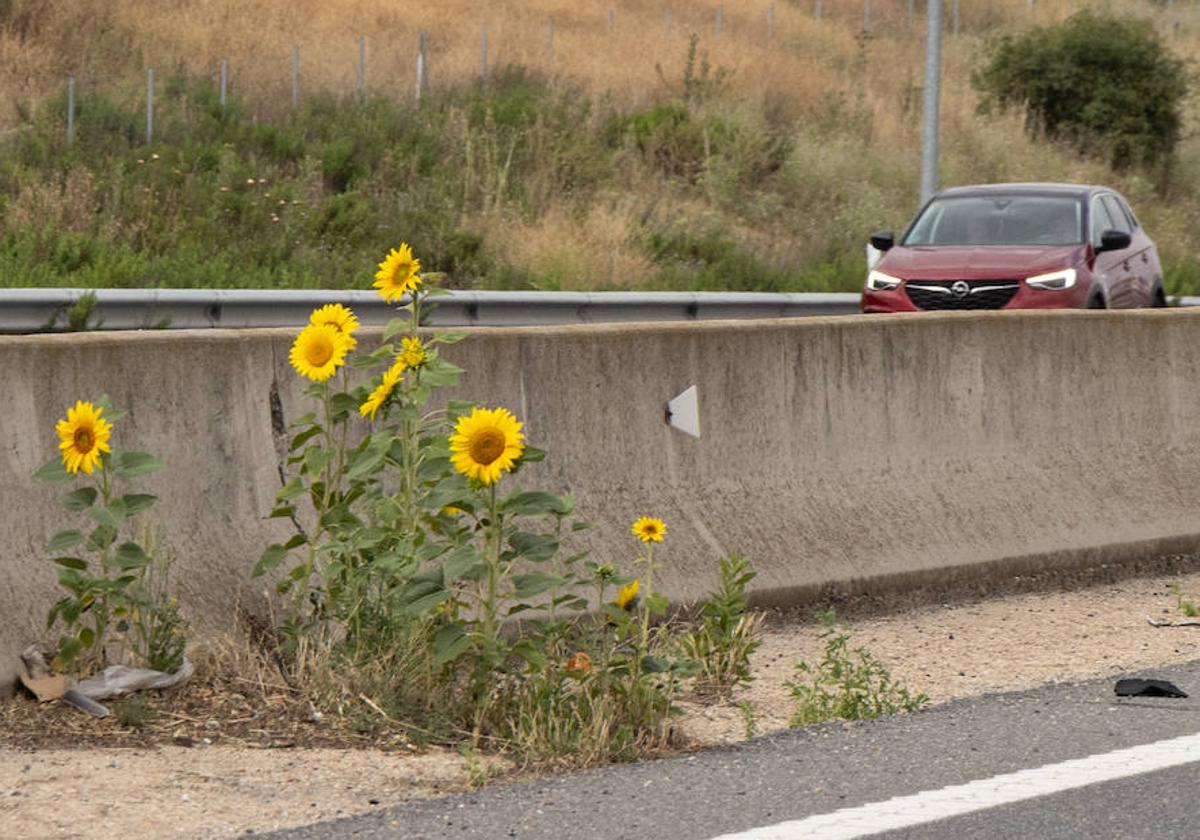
[1089,195,1136,308]
[1101,194,1149,306]
[1109,193,1161,306]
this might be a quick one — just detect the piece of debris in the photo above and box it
[1114,678,1188,698]
[1147,617,1200,628]
[18,646,66,703]
[61,689,110,717]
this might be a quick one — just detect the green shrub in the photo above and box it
[973,10,1188,169]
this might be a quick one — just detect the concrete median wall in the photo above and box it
[3,310,1200,692]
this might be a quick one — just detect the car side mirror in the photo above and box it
[869,230,895,252]
[1098,229,1131,253]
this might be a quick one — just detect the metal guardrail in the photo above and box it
[0,289,864,333]
[2,289,1195,333]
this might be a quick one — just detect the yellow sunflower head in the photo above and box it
[55,401,113,475]
[615,579,640,611]
[358,364,405,421]
[289,323,352,382]
[399,336,427,368]
[373,243,422,302]
[309,304,359,349]
[449,407,525,485]
[631,516,666,544]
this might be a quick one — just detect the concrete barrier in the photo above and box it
[3,310,1200,692]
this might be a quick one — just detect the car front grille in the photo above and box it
[904,280,1021,311]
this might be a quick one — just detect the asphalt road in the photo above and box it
[259,660,1200,840]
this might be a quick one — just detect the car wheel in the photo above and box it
[1087,293,1107,309]
[1152,286,1167,308]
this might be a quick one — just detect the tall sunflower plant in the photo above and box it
[34,397,171,672]
[255,244,589,675]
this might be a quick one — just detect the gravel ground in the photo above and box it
[5,569,1200,839]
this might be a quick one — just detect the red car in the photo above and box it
[861,183,1165,312]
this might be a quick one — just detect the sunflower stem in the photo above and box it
[482,482,500,653]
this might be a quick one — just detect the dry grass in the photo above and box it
[4,0,1192,130]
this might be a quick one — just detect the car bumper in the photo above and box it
[861,281,1090,313]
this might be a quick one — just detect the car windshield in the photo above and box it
[903,194,1084,247]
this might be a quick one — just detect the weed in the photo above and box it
[1168,582,1200,617]
[112,695,158,729]
[787,610,928,727]
[676,552,764,695]
[738,700,757,740]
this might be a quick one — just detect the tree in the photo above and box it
[973,11,1189,169]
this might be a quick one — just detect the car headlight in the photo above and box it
[867,270,902,291]
[1025,268,1076,290]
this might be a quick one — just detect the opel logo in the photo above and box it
[951,281,970,298]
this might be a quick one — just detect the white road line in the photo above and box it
[707,731,1200,840]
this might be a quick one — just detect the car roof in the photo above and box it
[933,183,1108,200]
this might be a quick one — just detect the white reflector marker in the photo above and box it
[667,385,701,438]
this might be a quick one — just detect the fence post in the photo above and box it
[220,59,228,109]
[292,46,300,108]
[66,77,75,145]
[146,68,154,144]
[480,24,488,81]
[416,32,428,100]
[357,36,365,97]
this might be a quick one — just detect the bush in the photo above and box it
[973,10,1188,169]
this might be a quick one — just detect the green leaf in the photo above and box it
[51,556,87,571]
[46,529,84,553]
[403,588,450,617]
[277,477,305,502]
[507,532,559,563]
[110,450,163,478]
[89,501,127,529]
[254,543,290,577]
[290,411,317,428]
[511,640,548,670]
[56,636,83,667]
[432,623,471,666]
[433,331,467,345]
[382,318,410,342]
[62,487,98,511]
[442,545,483,582]
[302,446,332,477]
[283,533,308,550]
[77,626,95,648]
[120,493,156,515]
[512,572,569,600]
[645,592,670,617]
[502,491,571,517]
[85,524,116,552]
[641,655,669,674]
[289,426,323,452]
[330,392,359,418]
[114,542,151,569]
[34,457,74,484]
[95,395,127,423]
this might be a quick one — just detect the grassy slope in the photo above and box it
[0,0,1198,292]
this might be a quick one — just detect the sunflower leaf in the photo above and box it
[277,476,305,502]
[289,412,317,428]
[51,556,88,571]
[34,457,74,484]
[120,493,157,515]
[62,487,98,511]
[382,318,410,342]
[511,640,549,670]
[254,543,290,577]
[502,491,571,517]
[432,623,471,667]
[289,426,322,452]
[89,502,127,529]
[114,542,151,569]
[110,451,163,478]
[506,532,559,563]
[329,393,359,420]
[46,528,85,554]
[85,525,117,552]
[433,331,467,345]
[95,395,127,423]
[512,572,569,599]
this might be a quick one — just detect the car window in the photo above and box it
[1113,194,1140,230]
[904,195,1083,246]
[1101,196,1131,234]
[1090,198,1116,246]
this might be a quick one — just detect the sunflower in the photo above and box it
[615,579,640,611]
[631,516,666,543]
[289,323,352,382]
[56,401,113,475]
[398,336,427,368]
[358,363,404,421]
[449,407,525,485]
[309,304,359,349]
[373,243,422,302]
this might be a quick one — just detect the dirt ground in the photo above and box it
[6,568,1200,839]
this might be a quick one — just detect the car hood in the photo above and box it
[878,245,1085,281]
